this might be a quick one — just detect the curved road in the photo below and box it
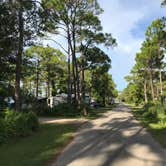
[52,104,166,166]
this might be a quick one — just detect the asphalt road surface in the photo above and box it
[52,104,166,166]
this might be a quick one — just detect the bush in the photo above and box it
[0,119,7,144]
[0,111,39,144]
[143,111,157,121]
[162,102,166,115]
[158,117,166,128]
[25,111,39,131]
[38,103,83,117]
[142,101,166,122]
[142,102,158,121]
[143,102,155,112]
[32,102,50,115]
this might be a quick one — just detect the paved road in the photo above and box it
[52,104,166,166]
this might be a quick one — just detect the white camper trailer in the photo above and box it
[47,94,67,108]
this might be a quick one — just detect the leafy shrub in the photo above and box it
[0,110,39,144]
[142,102,158,121]
[143,111,157,121]
[0,119,7,144]
[38,103,82,117]
[142,101,166,122]
[158,117,166,128]
[143,102,155,112]
[32,102,50,115]
[162,102,166,115]
[25,111,39,131]
[51,103,80,117]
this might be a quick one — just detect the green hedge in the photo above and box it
[0,111,39,144]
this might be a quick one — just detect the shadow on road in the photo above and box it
[53,104,166,166]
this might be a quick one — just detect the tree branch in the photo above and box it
[43,37,68,54]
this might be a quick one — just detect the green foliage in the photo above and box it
[25,111,39,131]
[0,82,14,111]
[143,110,157,122]
[139,101,166,122]
[39,103,82,118]
[0,111,39,144]
[91,73,113,105]
[121,83,144,105]
[0,0,49,84]
[0,0,116,114]
[84,47,111,71]
[24,45,67,97]
[0,2,17,81]
[32,102,50,115]
[79,46,117,107]
[38,103,115,119]
[161,0,166,6]
[133,102,166,147]
[0,119,7,144]
[42,0,116,106]
[158,116,166,128]
[123,18,166,105]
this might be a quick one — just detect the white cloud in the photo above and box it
[98,0,166,90]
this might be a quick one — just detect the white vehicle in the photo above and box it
[47,93,67,108]
[84,94,90,104]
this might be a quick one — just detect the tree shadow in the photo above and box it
[54,108,166,166]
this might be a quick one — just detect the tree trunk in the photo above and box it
[72,27,80,105]
[149,68,155,101]
[67,43,71,103]
[159,69,163,96]
[15,1,23,111]
[158,42,163,96]
[66,23,76,104]
[29,81,32,94]
[47,80,50,98]
[36,59,39,98]
[72,54,77,103]
[80,54,87,116]
[156,86,159,99]
[45,85,48,98]
[74,55,81,105]
[47,73,51,98]
[144,78,148,103]
[103,96,106,107]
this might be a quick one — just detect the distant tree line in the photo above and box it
[121,18,166,105]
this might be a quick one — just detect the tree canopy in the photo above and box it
[0,0,117,113]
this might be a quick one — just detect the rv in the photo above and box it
[47,94,67,108]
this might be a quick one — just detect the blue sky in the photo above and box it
[44,0,166,91]
[98,0,166,91]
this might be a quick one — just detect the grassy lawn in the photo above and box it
[149,123,166,147]
[40,104,117,120]
[86,105,116,119]
[132,108,166,148]
[0,123,78,166]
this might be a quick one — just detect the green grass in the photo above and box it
[0,123,78,166]
[86,105,116,119]
[39,104,117,120]
[0,104,116,166]
[132,108,166,148]
[149,123,166,147]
